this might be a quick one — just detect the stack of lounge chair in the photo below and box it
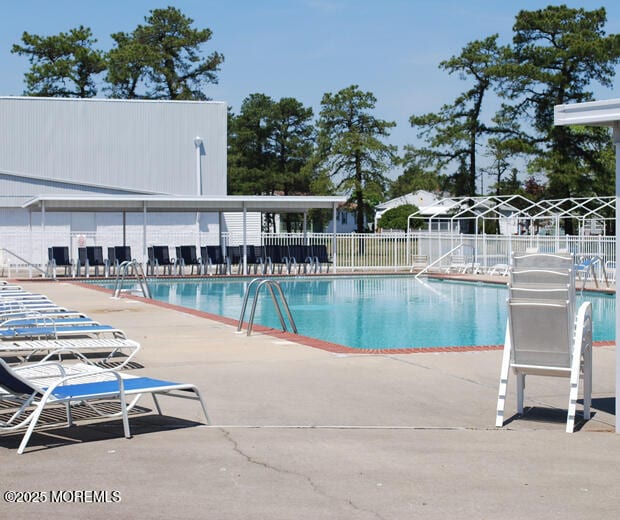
[0,281,210,454]
[495,252,593,432]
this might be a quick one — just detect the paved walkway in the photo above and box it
[1,279,618,519]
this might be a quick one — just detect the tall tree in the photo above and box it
[316,85,397,232]
[106,6,224,100]
[228,94,315,231]
[11,26,105,97]
[408,35,507,196]
[498,5,620,203]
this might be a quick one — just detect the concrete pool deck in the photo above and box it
[1,279,618,519]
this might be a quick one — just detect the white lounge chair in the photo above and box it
[442,255,469,273]
[0,358,210,454]
[488,264,510,276]
[0,337,141,367]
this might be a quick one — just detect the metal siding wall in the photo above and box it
[0,97,227,197]
[0,174,139,199]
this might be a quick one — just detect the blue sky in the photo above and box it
[1,1,620,182]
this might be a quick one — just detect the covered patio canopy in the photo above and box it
[554,97,620,432]
[21,194,347,213]
[22,194,348,273]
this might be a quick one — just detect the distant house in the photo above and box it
[374,190,456,231]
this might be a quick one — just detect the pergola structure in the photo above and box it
[407,194,615,237]
[555,98,620,432]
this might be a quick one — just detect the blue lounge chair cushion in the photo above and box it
[47,377,184,399]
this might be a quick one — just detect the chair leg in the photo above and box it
[119,389,131,439]
[18,400,48,455]
[496,325,512,427]
[65,402,74,427]
[516,373,525,414]
[583,349,592,420]
[152,394,163,415]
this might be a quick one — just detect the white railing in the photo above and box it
[0,229,616,277]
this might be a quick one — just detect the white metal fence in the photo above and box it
[0,229,616,277]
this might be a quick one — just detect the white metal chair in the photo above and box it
[496,252,593,432]
[495,299,592,432]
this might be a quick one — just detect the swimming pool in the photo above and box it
[95,276,615,350]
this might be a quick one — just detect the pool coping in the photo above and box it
[58,277,615,356]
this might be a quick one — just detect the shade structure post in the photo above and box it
[332,203,337,273]
[614,125,620,431]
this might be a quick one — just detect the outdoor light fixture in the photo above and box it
[194,136,203,195]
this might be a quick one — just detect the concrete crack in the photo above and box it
[220,428,387,520]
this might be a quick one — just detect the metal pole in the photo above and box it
[332,203,337,273]
[242,203,247,275]
[122,211,126,247]
[194,137,202,195]
[613,124,620,432]
[142,202,147,261]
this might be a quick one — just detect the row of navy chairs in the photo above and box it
[148,244,331,276]
[46,246,134,278]
[46,244,332,277]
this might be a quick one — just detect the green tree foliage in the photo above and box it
[390,154,445,197]
[408,36,507,197]
[11,26,105,97]
[377,204,422,231]
[499,5,620,201]
[316,85,397,232]
[228,93,315,230]
[106,6,224,99]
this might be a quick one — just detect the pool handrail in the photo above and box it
[237,278,297,336]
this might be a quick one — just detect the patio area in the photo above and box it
[1,279,618,519]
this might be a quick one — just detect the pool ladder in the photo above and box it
[237,279,298,336]
[112,260,152,299]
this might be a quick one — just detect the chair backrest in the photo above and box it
[107,247,117,265]
[114,246,132,263]
[49,246,71,266]
[266,244,285,263]
[153,246,171,264]
[508,299,572,368]
[178,245,198,264]
[0,358,38,395]
[289,244,311,262]
[510,269,572,287]
[86,246,104,266]
[512,252,573,270]
[245,245,257,263]
[203,245,224,264]
[509,285,571,301]
[226,246,242,264]
[78,247,88,265]
[314,245,329,262]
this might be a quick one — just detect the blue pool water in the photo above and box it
[97,276,615,350]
